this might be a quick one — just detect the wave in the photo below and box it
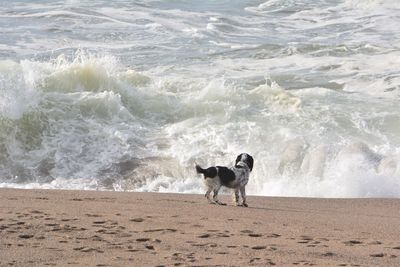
[343,0,400,9]
[249,0,400,13]
[0,50,399,197]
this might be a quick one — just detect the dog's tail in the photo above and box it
[195,164,217,178]
[195,164,205,174]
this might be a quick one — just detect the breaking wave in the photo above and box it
[1,0,400,198]
[0,51,399,197]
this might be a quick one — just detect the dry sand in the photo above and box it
[0,188,399,266]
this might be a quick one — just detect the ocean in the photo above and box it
[0,0,399,197]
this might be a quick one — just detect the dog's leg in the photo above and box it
[233,189,240,206]
[205,189,214,204]
[213,188,226,205]
[239,187,248,207]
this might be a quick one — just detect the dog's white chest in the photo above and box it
[232,167,249,187]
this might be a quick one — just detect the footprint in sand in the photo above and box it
[267,233,281,238]
[186,252,196,259]
[171,252,185,262]
[321,252,336,257]
[92,220,107,225]
[248,233,263,237]
[370,253,385,257]
[91,235,104,242]
[369,241,382,245]
[129,218,145,222]
[95,229,117,234]
[18,234,34,239]
[250,257,261,263]
[145,245,154,250]
[344,240,362,246]
[251,245,267,250]
[197,234,211,238]
[190,243,209,247]
[144,228,177,233]
[74,246,104,253]
[217,233,230,238]
[300,235,313,240]
[127,248,140,252]
[297,237,314,245]
[293,260,315,266]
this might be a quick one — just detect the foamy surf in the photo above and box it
[1,0,400,198]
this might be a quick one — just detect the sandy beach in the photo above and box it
[0,189,399,266]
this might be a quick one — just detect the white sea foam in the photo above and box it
[343,0,400,9]
[0,1,400,198]
[1,51,399,198]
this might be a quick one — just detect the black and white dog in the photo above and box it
[195,153,254,207]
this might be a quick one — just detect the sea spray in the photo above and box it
[0,1,400,197]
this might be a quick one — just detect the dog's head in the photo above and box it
[235,153,254,171]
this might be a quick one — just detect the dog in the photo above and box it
[195,153,254,207]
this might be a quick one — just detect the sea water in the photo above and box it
[1,0,400,197]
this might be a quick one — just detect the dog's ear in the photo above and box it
[247,155,254,171]
[235,154,242,167]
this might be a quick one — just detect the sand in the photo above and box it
[0,188,399,266]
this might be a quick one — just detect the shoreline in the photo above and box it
[1,188,399,266]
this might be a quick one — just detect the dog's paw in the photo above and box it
[215,200,227,206]
[242,203,248,207]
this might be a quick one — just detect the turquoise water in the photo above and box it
[0,0,400,197]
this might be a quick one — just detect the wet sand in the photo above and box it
[0,188,399,266]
